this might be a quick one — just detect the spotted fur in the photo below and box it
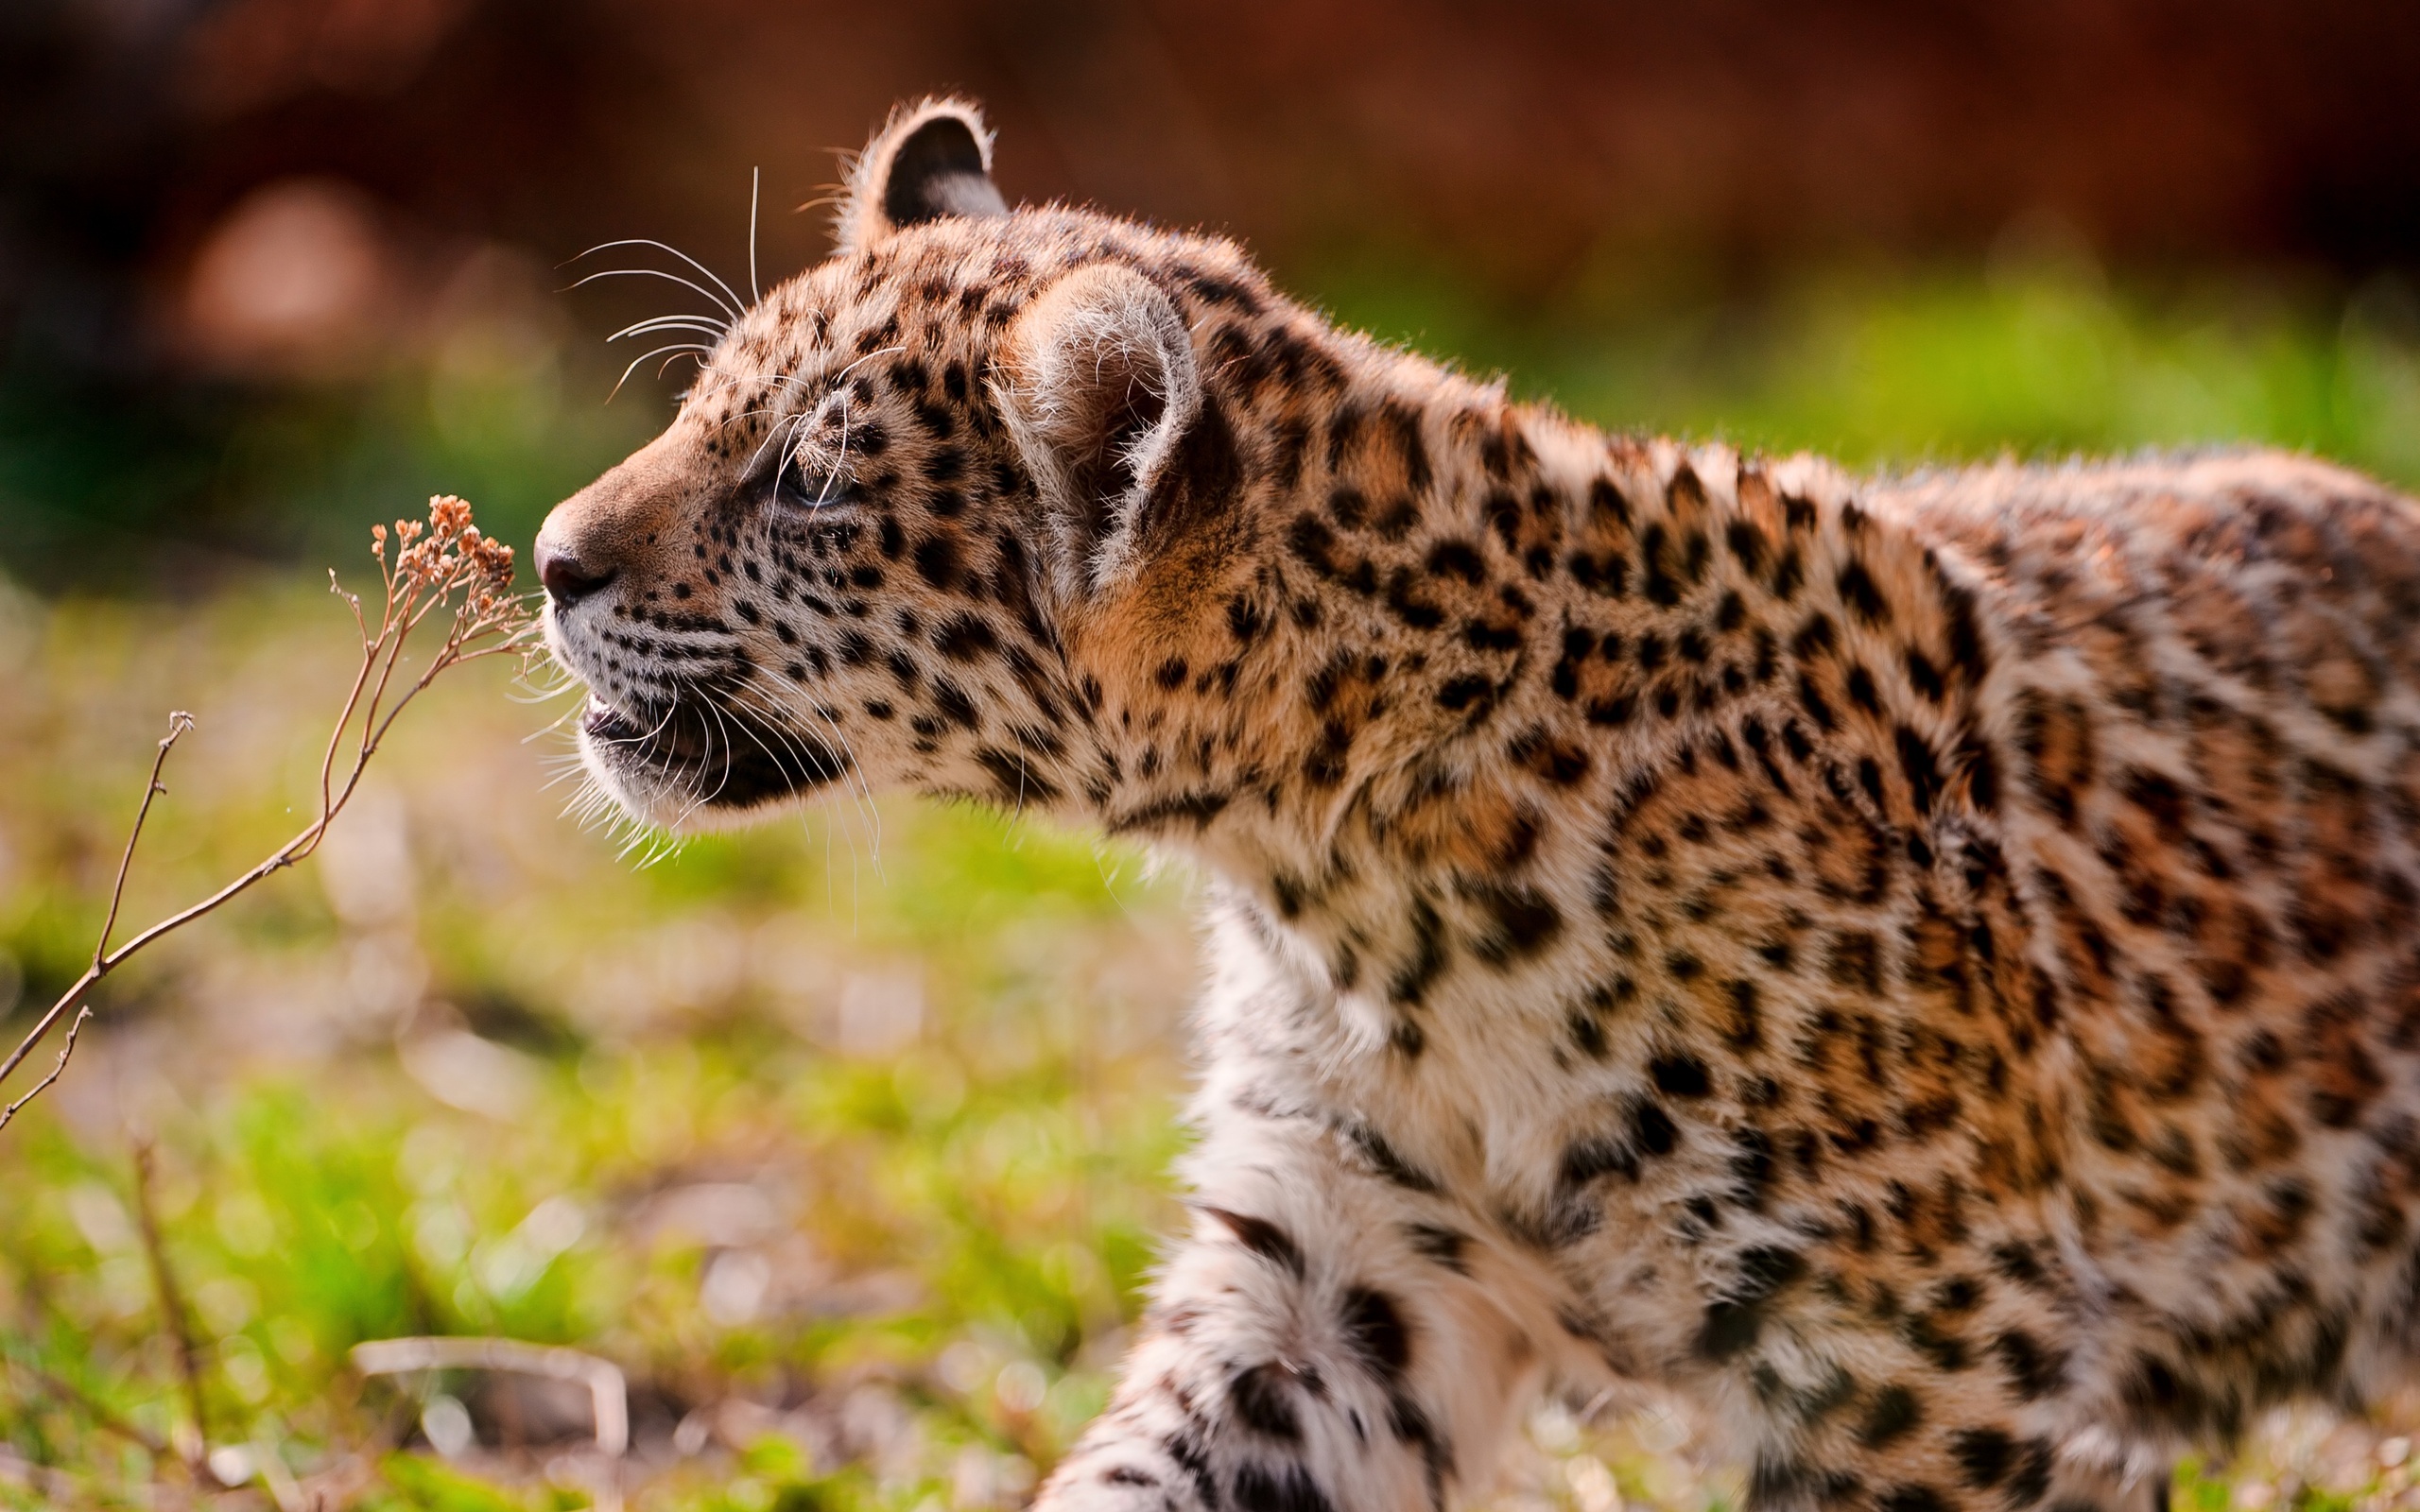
[538,98,2420,1512]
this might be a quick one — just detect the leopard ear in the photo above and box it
[837,98,1008,253]
[994,263,1209,602]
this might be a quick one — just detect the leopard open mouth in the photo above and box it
[578,692,851,816]
[580,700,659,747]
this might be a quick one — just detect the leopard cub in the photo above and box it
[539,98,2420,1512]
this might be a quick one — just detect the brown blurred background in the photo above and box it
[7,0,2420,588]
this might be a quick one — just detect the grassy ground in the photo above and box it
[7,263,2420,1508]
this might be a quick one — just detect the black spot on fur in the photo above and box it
[1473,886,1563,965]
[1847,664,1881,713]
[1943,582,1990,683]
[1560,1133,1637,1195]
[1405,1222,1470,1274]
[1772,544,1806,600]
[931,679,978,729]
[1227,593,1267,644]
[1906,648,1945,701]
[1426,539,1486,585]
[1461,617,1522,652]
[1724,978,1764,1051]
[1230,1364,1302,1441]
[1640,524,1684,606]
[1387,568,1445,628]
[933,613,996,661]
[1588,475,1632,525]
[1700,1248,1804,1363]
[1203,1207,1305,1277]
[1651,1053,1713,1097]
[1436,675,1492,712]
[975,747,1060,806]
[1897,728,1945,815]
[1858,1384,1922,1448]
[1993,1329,2066,1400]
[1288,512,1338,575]
[1232,1463,1334,1512]
[1344,1121,1440,1192]
[1160,1423,1220,1508]
[911,535,960,590]
[1878,1486,1949,1512]
[1381,401,1432,491]
[1390,899,1451,1005]
[1837,559,1891,624]
[1106,789,1234,833]
[1950,1427,2015,1488]
[2006,1440,2054,1509]
[1340,1287,1412,1381]
[1726,520,1767,576]
[1569,1006,1607,1059]
[1634,1099,1678,1155]
[1388,1389,1453,1506]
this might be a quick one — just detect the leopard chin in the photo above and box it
[573,692,851,831]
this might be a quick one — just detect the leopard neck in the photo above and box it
[1067,311,1881,989]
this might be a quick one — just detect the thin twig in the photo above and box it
[0,715,201,1134]
[0,990,98,1130]
[0,497,529,1133]
[349,1336,629,1456]
[0,719,190,1115]
[353,1335,629,1512]
[130,1137,209,1476]
[95,713,193,969]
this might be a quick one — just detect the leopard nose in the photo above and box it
[536,537,615,608]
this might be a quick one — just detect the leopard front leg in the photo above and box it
[1038,1113,1561,1511]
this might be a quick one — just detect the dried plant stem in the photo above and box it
[95,713,191,971]
[0,713,194,1129]
[131,1136,209,1475]
[0,495,530,1133]
[350,1336,631,1456]
[354,1335,629,1511]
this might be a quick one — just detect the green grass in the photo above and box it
[0,579,1219,1506]
[6,262,2420,1507]
[1310,255,2420,487]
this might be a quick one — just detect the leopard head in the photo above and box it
[537,99,1265,831]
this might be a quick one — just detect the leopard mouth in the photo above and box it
[581,699,657,746]
[578,692,852,816]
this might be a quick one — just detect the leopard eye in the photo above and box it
[771,449,856,515]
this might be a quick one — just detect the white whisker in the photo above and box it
[607,346,711,404]
[520,700,587,745]
[567,239,747,321]
[731,674,884,871]
[563,266,738,327]
[607,315,732,344]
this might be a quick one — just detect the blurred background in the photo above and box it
[5,2,2420,1508]
[9,0,2420,587]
